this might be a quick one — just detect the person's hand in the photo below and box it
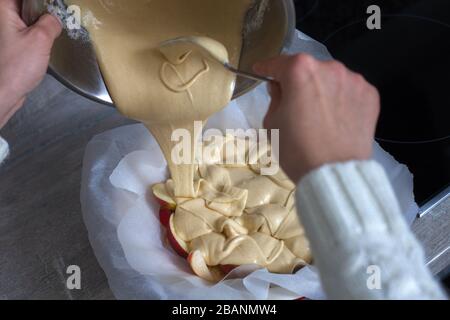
[0,0,62,128]
[254,54,380,183]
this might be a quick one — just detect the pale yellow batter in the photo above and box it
[153,136,312,282]
[68,0,311,282]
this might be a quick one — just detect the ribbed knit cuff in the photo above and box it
[297,161,407,245]
[296,160,411,248]
[295,160,446,299]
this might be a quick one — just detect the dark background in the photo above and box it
[293,0,450,204]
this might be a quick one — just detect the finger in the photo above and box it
[27,13,62,43]
[0,0,21,14]
[0,0,23,29]
[253,55,292,81]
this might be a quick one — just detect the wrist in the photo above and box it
[287,152,373,184]
[282,154,328,185]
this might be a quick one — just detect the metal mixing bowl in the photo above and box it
[22,0,296,106]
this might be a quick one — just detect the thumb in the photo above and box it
[267,82,282,111]
[253,55,291,82]
[27,14,62,44]
[263,82,282,130]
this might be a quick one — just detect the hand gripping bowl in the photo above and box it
[22,0,296,106]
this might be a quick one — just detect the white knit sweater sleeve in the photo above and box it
[295,160,446,300]
[0,136,8,164]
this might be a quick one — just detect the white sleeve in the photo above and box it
[0,136,8,164]
[295,160,446,300]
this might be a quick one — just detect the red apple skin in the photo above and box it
[220,264,238,275]
[155,196,176,210]
[156,199,187,258]
[155,197,168,207]
[155,195,176,228]
[159,208,172,229]
[167,223,188,258]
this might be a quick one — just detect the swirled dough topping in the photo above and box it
[153,136,312,282]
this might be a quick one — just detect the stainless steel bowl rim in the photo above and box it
[26,0,296,107]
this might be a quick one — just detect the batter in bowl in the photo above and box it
[67,0,311,281]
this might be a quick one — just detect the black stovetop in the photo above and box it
[294,0,450,204]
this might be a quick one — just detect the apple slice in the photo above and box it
[167,215,189,258]
[159,208,172,229]
[157,198,169,207]
[219,264,238,275]
[153,184,176,209]
[155,194,176,228]
[155,196,176,211]
[187,250,223,282]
